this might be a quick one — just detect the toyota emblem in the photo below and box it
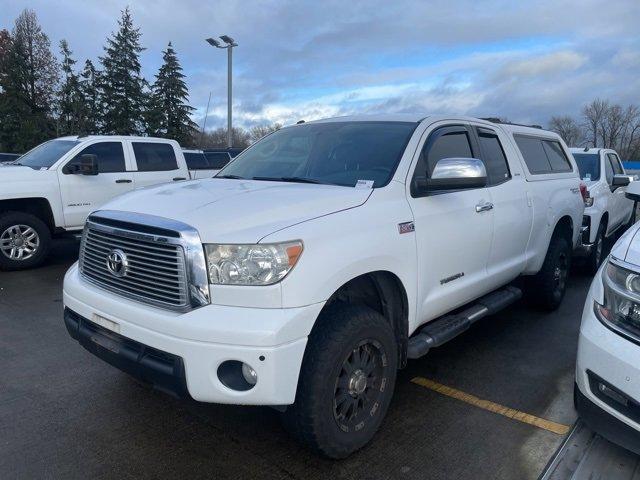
[106,249,128,277]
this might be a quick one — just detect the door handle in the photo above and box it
[115,179,132,184]
[173,177,187,181]
[475,202,494,213]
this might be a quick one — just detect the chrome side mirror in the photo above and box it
[426,158,487,191]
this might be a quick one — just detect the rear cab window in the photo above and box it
[132,142,179,171]
[514,135,573,175]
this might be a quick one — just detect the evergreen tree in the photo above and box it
[79,59,101,134]
[99,7,146,135]
[57,39,84,135]
[149,42,197,144]
[0,9,59,152]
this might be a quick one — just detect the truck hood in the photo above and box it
[0,165,42,178]
[611,221,640,266]
[0,166,59,201]
[100,178,373,243]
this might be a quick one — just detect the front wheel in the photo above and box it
[282,304,398,459]
[527,234,571,311]
[0,211,51,271]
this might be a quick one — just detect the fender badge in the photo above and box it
[398,221,415,234]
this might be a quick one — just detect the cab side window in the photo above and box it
[476,128,510,185]
[604,154,614,184]
[65,142,126,173]
[414,126,474,181]
[205,152,232,169]
[132,143,179,172]
[607,153,624,175]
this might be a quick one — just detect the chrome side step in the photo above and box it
[407,286,522,359]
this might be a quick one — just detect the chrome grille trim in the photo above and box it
[78,210,210,311]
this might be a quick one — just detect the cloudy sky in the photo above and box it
[1,0,639,130]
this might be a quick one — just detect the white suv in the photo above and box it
[63,115,584,457]
[571,148,635,273]
[575,181,640,454]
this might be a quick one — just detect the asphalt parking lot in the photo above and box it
[0,239,609,479]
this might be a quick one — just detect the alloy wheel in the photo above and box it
[333,339,387,432]
[0,224,40,261]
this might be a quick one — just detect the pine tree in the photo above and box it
[99,7,146,135]
[57,39,84,135]
[150,42,197,144]
[79,59,101,134]
[0,9,59,152]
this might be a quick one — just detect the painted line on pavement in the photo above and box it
[411,376,571,435]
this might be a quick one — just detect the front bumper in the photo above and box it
[576,285,640,452]
[63,263,324,405]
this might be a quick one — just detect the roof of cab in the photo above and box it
[569,147,604,154]
[305,114,559,137]
[57,135,177,142]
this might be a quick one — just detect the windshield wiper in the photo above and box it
[216,174,245,179]
[252,176,323,184]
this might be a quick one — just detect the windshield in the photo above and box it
[573,153,600,181]
[218,121,418,187]
[14,139,80,169]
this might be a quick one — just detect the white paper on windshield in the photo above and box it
[355,179,374,189]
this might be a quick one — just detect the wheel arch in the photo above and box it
[315,271,410,367]
[0,198,56,233]
[553,215,574,243]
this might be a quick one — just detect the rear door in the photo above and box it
[58,140,134,228]
[472,125,531,286]
[129,141,187,188]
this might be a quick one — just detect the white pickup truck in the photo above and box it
[62,115,584,458]
[571,148,635,273]
[0,135,217,270]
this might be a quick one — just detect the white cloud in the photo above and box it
[1,0,638,129]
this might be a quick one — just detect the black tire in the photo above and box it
[585,221,606,275]
[528,234,571,311]
[282,303,398,459]
[0,211,51,271]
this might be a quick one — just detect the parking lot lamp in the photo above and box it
[206,35,238,149]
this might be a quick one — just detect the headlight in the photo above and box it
[595,259,640,339]
[204,241,303,286]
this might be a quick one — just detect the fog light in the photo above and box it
[217,360,257,391]
[242,363,258,386]
[598,383,629,407]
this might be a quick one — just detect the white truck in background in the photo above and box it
[571,147,635,273]
[0,135,218,270]
[63,115,585,458]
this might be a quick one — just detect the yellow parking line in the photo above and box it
[410,376,571,435]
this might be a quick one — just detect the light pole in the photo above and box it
[206,35,238,149]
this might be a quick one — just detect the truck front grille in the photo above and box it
[79,219,189,309]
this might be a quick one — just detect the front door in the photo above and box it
[406,124,494,323]
[58,141,134,229]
